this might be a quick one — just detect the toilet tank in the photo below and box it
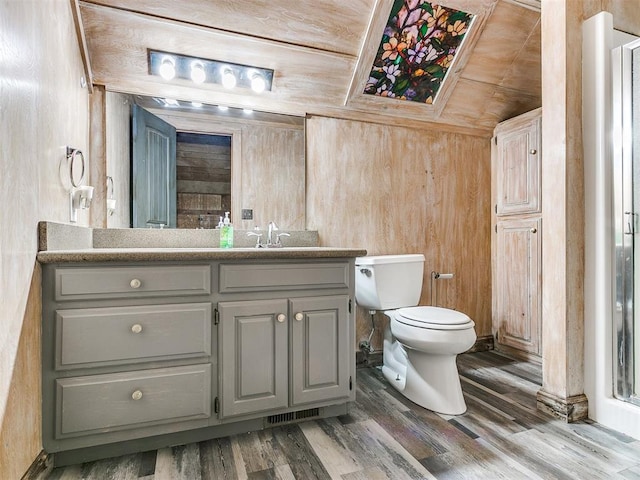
[354,254,425,310]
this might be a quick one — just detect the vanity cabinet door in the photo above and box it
[218,299,289,418]
[289,295,351,406]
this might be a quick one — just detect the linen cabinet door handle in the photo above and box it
[131,390,143,401]
[129,278,142,289]
[131,324,143,334]
[295,312,304,321]
[277,313,286,323]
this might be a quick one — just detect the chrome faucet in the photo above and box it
[267,221,278,247]
[246,231,263,248]
[266,222,290,247]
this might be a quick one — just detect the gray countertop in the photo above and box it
[36,246,367,263]
[36,221,366,263]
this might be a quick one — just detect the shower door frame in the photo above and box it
[613,38,640,406]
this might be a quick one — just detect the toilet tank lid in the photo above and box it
[355,254,425,266]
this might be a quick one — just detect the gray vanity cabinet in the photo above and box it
[218,299,289,417]
[41,263,215,454]
[41,255,357,465]
[289,295,351,406]
[218,294,351,419]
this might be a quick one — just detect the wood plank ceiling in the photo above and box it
[78,0,541,136]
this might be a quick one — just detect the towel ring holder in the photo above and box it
[67,147,86,188]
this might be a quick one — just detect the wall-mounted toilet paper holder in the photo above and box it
[430,271,454,307]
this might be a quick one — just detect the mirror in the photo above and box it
[102,92,306,231]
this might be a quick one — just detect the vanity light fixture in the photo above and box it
[190,61,206,84]
[243,108,254,114]
[221,67,237,89]
[191,101,203,108]
[163,98,179,106]
[148,50,274,93]
[158,56,176,80]
[217,105,229,111]
[250,71,266,93]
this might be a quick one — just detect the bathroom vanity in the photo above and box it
[38,225,365,466]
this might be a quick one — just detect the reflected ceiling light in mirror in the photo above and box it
[148,50,274,93]
[158,56,176,80]
[190,61,206,84]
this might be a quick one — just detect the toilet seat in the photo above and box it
[395,306,474,331]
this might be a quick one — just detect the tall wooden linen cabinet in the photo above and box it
[492,108,542,360]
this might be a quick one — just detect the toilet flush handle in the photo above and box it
[359,268,372,277]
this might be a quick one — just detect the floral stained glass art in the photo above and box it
[364,0,474,104]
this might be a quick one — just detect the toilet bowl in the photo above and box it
[355,254,476,415]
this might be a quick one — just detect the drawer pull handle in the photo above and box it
[129,278,142,289]
[131,324,143,334]
[131,390,143,401]
[276,313,286,323]
[295,312,304,322]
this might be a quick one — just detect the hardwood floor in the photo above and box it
[45,351,640,479]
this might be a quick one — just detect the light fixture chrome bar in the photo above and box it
[148,50,274,93]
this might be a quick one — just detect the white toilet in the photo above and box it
[354,254,476,415]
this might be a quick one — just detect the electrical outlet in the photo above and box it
[242,209,253,220]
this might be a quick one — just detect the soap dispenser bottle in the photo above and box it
[220,212,234,248]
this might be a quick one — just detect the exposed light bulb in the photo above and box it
[158,57,176,80]
[250,73,266,93]
[221,67,237,89]
[190,61,206,84]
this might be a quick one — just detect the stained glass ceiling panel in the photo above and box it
[364,0,474,104]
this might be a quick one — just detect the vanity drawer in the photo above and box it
[219,262,349,293]
[54,265,211,301]
[55,364,211,438]
[55,303,212,369]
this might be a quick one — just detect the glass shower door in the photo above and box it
[613,38,640,405]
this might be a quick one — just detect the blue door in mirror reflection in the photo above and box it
[132,105,177,228]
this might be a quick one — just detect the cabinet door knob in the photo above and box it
[129,278,142,289]
[131,324,143,334]
[295,312,304,321]
[530,149,537,155]
[531,228,537,234]
[131,390,143,401]
[277,313,286,323]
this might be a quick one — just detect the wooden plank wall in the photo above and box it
[239,124,305,230]
[105,91,131,228]
[306,116,492,348]
[176,137,231,229]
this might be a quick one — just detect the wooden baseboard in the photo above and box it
[467,335,494,353]
[356,350,383,367]
[494,343,542,364]
[21,450,52,480]
[536,389,589,422]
